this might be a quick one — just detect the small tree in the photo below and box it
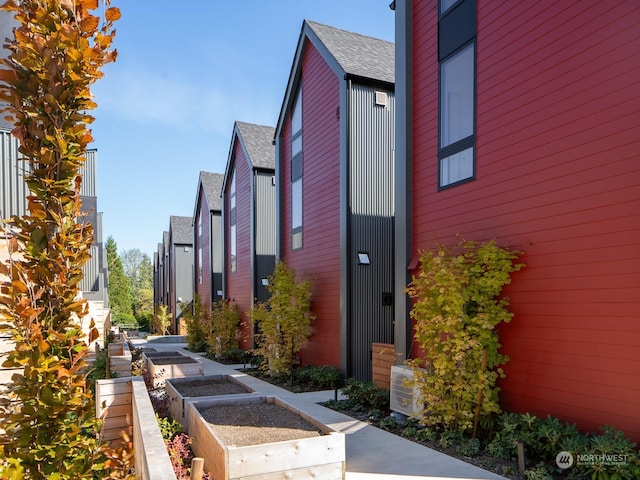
[209,299,240,357]
[0,0,127,477]
[406,239,524,435]
[251,261,314,377]
[151,304,171,335]
[181,294,210,352]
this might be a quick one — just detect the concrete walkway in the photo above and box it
[137,338,506,480]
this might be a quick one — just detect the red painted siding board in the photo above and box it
[225,139,255,349]
[279,42,341,368]
[410,0,640,440]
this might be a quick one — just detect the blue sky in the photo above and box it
[90,1,395,258]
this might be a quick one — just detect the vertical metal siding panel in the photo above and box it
[81,150,97,197]
[348,84,396,380]
[254,172,276,303]
[1,129,28,219]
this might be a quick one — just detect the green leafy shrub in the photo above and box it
[379,416,400,431]
[340,378,389,412]
[157,414,183,441]
[182,294,210,352]
[210,299,241,357]
[251,261,315,376]
[294,365,344,390]
[575,426,640,480]
[456,437,481,457]
[439,430,464,449]
[407,239,524,434]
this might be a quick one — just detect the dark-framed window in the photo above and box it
[291,86,303,249]
[229,169,237,272]
[438,0,476,189]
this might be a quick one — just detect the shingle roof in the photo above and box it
[199,171,224,211]
[169,216,193,245]
[235,121,276,170]
[305,20,395,84]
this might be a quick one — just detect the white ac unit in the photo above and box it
[390,365,424,417]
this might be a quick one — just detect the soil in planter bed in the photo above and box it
[151,357,198,365]
[173,378,250,397]
[199,403,323,447]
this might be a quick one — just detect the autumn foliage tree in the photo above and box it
[0,0,127,478]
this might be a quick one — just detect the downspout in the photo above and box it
[394,0,414,361]
[339,76,351,375]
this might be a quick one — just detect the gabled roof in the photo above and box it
[169,216,193,245]
[305,20,395,84]
[275,20,395,139]
[235,121,276,170]
[162,231,169,252]
[222,121,276,192]
[194,171,224,220]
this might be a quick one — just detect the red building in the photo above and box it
[275,21,395,379]
[222,121,276,349]
[394,0,640,440]
[193,171,224,315]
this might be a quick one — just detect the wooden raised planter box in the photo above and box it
[187,396,345,480]
[166,374,256,429]
[146,354,203,387]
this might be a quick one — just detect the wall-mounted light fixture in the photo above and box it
[261,278,269,286]
[357,252,371,265]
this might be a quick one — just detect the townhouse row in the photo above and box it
[154,0,640,442]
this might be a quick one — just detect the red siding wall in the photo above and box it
[194,187,212,314]
[411,0,640,440]
[280,42,342,367]
[224,142,254,349]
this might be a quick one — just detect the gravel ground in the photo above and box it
[198,402,323,447]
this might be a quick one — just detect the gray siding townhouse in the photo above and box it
[168,216,194,334]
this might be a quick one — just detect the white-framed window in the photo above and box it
[291,86,303,250]
[230,170,237,272]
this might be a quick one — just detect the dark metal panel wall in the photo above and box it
[348,83,396,380]
[0,129,28,219]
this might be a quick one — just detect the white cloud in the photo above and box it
[94,66,280,136]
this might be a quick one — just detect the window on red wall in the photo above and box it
[197,212,203,284]
[291,86,303,249]
[230,169,237,271]
[438,0,476,189]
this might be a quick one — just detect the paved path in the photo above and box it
[139,338,506,480]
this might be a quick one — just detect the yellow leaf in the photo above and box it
[105,7,121,22]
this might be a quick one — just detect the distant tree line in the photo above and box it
[105,236,153,330]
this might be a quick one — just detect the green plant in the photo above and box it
[576,426,640,480]
[210,299,240,357]
[456,437,481,457]
[340,378,389,412]
[157,414,183,441]
[294,365,344,390]
[0,1,127,478]
[182,294,210,352]
[86,348,110,393]
[152,304,172,335]
[439,429,464,449]
[406,238,524,434]
[523,462,553,480]
[251,261,315,376]
[379,416,400,431]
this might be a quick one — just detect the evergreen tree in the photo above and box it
[105,236,133,323]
